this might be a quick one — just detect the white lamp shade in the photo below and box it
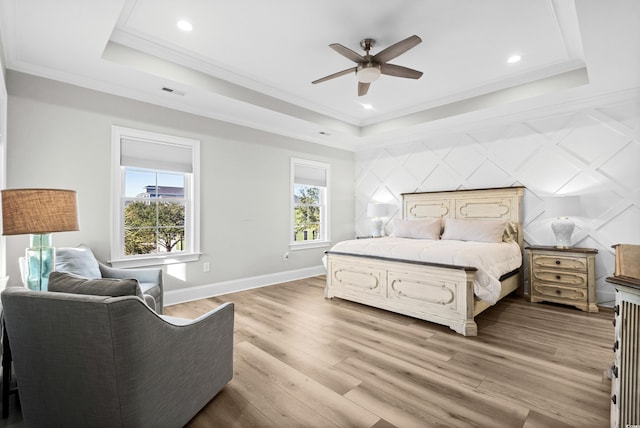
[367,203,387,218]
[545,195,581,218]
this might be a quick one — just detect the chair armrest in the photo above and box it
[159,302,233,326]
[107,299,234,426]
[98,262,162,285]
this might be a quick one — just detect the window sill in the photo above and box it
[109,252,201,269]
[289,241,332,251]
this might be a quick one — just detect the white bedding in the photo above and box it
[325,238,522,305]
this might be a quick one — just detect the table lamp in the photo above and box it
[2,189,79,291]
[545,195,581,248]
[367,203,387,237]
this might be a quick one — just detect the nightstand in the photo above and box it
[526,246,598,312]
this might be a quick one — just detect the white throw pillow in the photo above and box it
[391,218,441,240]
[55,245,102,279]
[441,218,507,243]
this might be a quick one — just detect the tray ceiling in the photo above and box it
[1,0,638,150]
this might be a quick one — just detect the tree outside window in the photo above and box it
[293,185,321,241]
[123,168,186,256]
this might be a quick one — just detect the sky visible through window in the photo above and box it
[125,168,184,197]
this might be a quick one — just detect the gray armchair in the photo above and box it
[54,246,164,314]
[1,287,234,428]
[98,262,164,314]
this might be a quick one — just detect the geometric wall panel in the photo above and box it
[355,96,640,307]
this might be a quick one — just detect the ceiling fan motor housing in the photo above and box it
[360,38,376,51]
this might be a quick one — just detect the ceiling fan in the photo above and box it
[312,35,423,96]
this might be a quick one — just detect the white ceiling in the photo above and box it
[1,0,639,151]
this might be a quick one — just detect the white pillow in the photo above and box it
[391,218,441,240]
[441,218,508,243]
[55,245,102,279]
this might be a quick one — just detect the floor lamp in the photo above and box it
[1,189,79,291]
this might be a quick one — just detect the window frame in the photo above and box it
[290,157,331,250]
[111,126,200,267]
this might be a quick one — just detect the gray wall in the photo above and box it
[5,71,355,292]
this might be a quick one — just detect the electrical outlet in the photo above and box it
[283,252,289,262]
[203,262,210,272]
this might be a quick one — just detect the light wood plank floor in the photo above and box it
[166,276,614,428]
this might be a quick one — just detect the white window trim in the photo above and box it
[290,157,331,250]
[110,126,201,267]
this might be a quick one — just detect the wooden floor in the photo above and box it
[165,276,615,428]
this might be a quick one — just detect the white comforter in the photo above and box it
[326,238,522,305]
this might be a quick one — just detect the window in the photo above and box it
[111,126,200,267]
[290,158,330,248]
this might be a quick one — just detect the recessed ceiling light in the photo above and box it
[177,20,193,32]
[507,55,521,64]
[362,103,373,110]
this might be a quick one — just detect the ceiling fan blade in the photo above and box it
[330,43,366,63]
[312,67,357,84]
[358,82,370,96]
[380,63,423,79]
[372,35,422,63]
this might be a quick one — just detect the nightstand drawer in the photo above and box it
[531,269,587,288]
[532,254,587,272]
[531,281,588,302]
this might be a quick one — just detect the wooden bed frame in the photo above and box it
[324,187,525,336]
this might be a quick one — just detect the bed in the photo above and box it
[324,187,525,336]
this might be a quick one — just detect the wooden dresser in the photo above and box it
[526,246,598,312]
[607,244,640,428]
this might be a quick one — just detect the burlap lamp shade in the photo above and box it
[1,189,79,235]
[1,189,79,291]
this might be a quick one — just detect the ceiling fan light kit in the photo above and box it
[312,35,423,96]
[357,63,381,83]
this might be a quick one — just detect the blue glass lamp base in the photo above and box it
[26,233,54,291]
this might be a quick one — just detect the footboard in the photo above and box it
[325,252,479,336]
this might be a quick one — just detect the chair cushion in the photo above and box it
[55,245,102,279]
[49,271,144,300]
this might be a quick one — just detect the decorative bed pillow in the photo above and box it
[391,218,441,240]
[441,218,508,243]
[502,222,518,243]
[48,271,144,300]
[55,245,102,279]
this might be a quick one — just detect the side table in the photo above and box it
[526,245,598,312]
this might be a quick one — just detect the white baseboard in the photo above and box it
[164,265,326,307]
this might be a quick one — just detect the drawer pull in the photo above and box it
[555,275,561,280]
[556,289,562,295]
[555,260,561,265]
[613,318,616,327]
[614,305,619,315]
[613,340,619,352]
[612,365,618,378]
[612,395,616,405]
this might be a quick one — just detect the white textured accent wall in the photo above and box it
[356,96,640,305]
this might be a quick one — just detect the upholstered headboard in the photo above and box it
[402,186,525,249]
